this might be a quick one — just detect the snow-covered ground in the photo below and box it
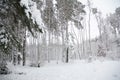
[0,60,120,80]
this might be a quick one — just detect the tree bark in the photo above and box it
[23,39,26,66]
[66,47,69,63]
[22,28,26,66]
[87,0,92,56]
[65,23,69,63]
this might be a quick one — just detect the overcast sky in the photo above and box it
[80,0,120,17]
[77,0,120,39]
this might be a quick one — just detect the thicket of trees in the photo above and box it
[0,0,42,73]
[87,6,120,60]
[0,0,85,69]
[26,0,86,66]
[0,0,120,74]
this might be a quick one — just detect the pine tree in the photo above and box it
[0,0,42,68]
[56,0,85,63]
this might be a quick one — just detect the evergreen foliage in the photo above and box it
[0,0,42,54]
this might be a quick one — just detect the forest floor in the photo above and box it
[0,60,120,80]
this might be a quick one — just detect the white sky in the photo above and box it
[78,0,120,39]
[80,0,120,17]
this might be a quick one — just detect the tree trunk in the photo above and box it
[37,33,40,67]
[22,28,26,66]
[65,23,69,63]
[87,0,92,56]
[23,39,26,66]
[66,47,69,63]
[62,30,65,62]
[48,31,50,63]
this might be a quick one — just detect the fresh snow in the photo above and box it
[20,0,44,29]
[0,60,120,80]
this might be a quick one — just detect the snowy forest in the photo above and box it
[0,0,120,80]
